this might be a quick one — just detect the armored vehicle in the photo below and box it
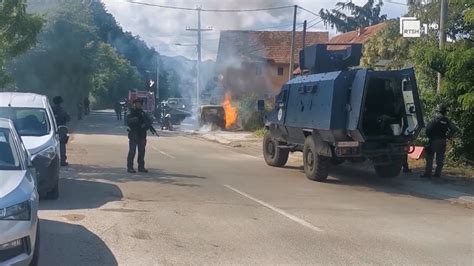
[160,98,192,125]
[264,44,424,181]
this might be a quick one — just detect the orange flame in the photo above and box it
[222,91,237,129]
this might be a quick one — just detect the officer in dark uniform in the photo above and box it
[421,104,457,178]
[126,99,157,173]
[84,97,90,115]
[52,96,71,166]
[114,101,123,120]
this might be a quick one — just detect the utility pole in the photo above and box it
[288,5,298,80]
[186,7,212,108]
[437,0,448,93]
[156,53,160,102]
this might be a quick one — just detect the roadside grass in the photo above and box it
[409,159,474,181]
[254,128,267,138]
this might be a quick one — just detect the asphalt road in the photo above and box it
[38,111,473,265]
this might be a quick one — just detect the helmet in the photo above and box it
[436,103,447,114]
[53,96,63,105]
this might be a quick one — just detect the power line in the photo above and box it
[296,17,319,30]
[126,0,196,11]
[297,6,320,18]
[126,0,293,12]
[306,0,349,30]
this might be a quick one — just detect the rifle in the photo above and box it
[149,125,159,136]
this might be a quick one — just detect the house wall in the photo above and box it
[220,62,290,99]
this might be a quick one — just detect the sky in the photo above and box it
[102,0,408,60]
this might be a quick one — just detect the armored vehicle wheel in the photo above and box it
[263,131,289,167]
[303,136,330,181]
[374,158,403,178]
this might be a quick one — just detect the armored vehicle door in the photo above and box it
[267,86,290,141]
[399,68,424,138]
[347,69,368,142]
[274,87,289,125]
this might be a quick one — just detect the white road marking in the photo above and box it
[159,150,176,159]
[224,185,323,233]
[243,154,260,159]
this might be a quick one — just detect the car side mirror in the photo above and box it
[27,152,34,168]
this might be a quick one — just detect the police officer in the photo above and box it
[77,101,83,120]
[114,101,122,121]
[84,97,90,115]
[421,104,457,178]
[52,96,71,166]
[126,99,157,173]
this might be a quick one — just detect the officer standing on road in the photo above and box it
[421,104,457,178]
[77,101,83,120]
[84,97,90,115]
[52,96,71,166]
[114,101,123,121]
[126,99,157,173]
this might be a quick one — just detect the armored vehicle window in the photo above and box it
[275,89,288,105]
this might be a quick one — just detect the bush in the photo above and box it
[238,92,264,131]
[254,128,267,138]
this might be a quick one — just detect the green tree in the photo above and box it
[91,43,141,108]
[0,0,43,87]
[357,1,474,162]
[8,0,142,111]
[319,0,387,33]
[408,0,473,41]
[8,0,97,109]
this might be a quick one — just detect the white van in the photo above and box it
[0,93,61,199]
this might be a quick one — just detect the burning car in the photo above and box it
[199,105,226,130]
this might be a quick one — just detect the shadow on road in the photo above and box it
[40,163,205,210]
[39,177,123,210]
[285,162,472,202]
[39,219,118,266]
[69,164,206,185]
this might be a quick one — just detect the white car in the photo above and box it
[0,93,61,199]
[0,118,40,265]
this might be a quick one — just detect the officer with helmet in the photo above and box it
[52,96,71,166]
[421,103,457,178]
[126,98,158,173]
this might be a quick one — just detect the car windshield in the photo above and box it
[0,107,50,136]
[0,128,21,170]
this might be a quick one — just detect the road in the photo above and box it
[38,111,473,265]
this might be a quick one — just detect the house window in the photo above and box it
[277,67,284,76]
[256,64,262,75]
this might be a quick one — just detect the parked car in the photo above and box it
[0,118,40,265]
[0,93,61,199]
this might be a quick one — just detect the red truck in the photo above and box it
[128,90,156,118]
